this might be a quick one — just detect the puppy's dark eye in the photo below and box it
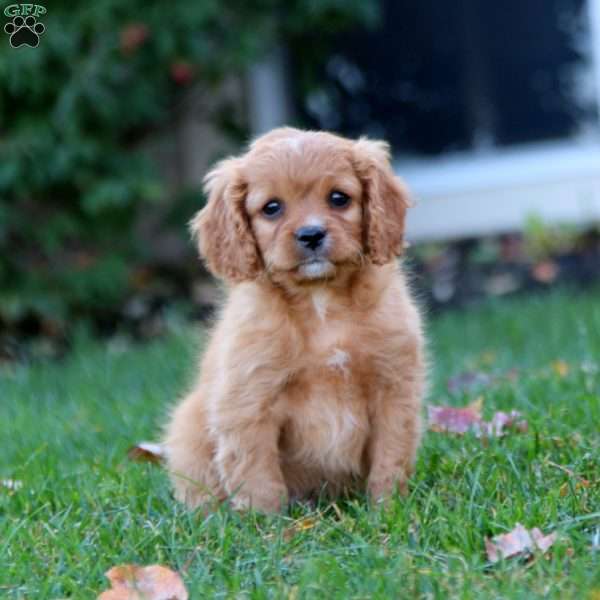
[328,190,350,208]
[262,199,284,218]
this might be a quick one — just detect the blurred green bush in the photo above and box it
[0,0,376,333]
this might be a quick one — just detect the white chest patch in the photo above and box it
[312,290,328,322]
[327,348,350,374]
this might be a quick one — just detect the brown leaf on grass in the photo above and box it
[428,398,483,434]
[558,480,591,496]
[127,442,165,464]
[473,410,529,437]
[485,523,557,563]
[547,460,591,497]
[428,399,528,438]
[530,528,558,553]
[283,516,318,541]
[548,460,591,497]
[98,564,188,600]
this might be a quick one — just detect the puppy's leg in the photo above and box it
[212,401,288,513]
[366,377,423,503]
[164,392,225,510]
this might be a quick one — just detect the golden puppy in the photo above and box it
[164,127,426,512]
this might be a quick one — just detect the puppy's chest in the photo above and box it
[280,366,370,476]
[301,312,366,381]
[294,290,382,386]
[277,310,375,474]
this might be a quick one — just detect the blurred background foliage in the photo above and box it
[2,0,598,363]
[0,0,376,352]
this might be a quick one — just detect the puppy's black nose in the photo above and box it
[295,226,327,251]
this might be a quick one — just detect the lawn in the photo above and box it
[1,289,599,598]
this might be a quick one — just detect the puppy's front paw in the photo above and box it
[367,474,408,504]
[230,482,289,514]
[172,477,223,512]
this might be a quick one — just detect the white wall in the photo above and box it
[401,141,600,242]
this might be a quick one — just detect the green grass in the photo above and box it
[1,290,599,599]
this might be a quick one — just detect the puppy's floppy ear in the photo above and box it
[352,138,411,265]
[190,157,261,282]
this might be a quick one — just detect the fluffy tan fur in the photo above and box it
[164,127,426,512]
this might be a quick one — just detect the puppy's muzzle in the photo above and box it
[295,225,328,253]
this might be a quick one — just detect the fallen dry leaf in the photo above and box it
[428,400,527,438]
[485,523,557,563]
[428,398,483,434]
[547,460,591,496]
[127,442,165,464]
[98,564,188,600]
[283,516,318,541]
[473,410,528,437]
[1,479,23,491]
[559,480,591,497]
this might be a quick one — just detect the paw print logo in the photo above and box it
[4,15,45,48]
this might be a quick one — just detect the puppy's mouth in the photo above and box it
[296,258,335,280]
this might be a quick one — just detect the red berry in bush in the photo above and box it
[120,23,149,54]
[170,61,194,85]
